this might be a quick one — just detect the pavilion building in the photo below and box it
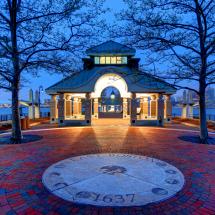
[46,41,176,126]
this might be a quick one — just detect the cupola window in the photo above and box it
[94,56,127,65]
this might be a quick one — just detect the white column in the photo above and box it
[150,95,157,118]
[73,97,79,117]
[188,105,193,119]
[141,97,149,119]
[182,104,188,118]
[65,95,72,118]
[28,89,34,119]
[183,104,194,119]
[140,98,144,119]
[93,98,99,119]
[34,90,40,119]
[123,98,128,119]
[164,95,172,122]
[50,95,58,123]
[78,98,82,115]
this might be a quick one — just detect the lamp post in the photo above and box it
[38,85,43,118]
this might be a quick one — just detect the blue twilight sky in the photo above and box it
[0,0,126,104]
[0,0,199,104]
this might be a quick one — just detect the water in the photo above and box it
[172,107,215,120]
[172,107,215,116]
[0,107,50,115]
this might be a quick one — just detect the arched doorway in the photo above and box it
[91,73,131,119]
[99,86,123,118]
[92,73,130,98]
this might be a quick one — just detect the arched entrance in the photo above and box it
[92,73,130,98]
[99,86,123,118]
[91,73,130,119]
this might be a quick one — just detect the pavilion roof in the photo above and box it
[46,66,176,95]
[86,41,136,56]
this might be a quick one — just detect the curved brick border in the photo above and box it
[0,126,214,214]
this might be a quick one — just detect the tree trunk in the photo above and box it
[11,83,22,144]
[199,87,208,144]
[9,0,22,143]
[194,0,209,143]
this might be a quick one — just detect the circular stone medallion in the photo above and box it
[42,153,185,207]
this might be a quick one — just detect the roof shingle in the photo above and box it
[86,41,136,56]
[46,66,176,95]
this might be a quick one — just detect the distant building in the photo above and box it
[170,96,176,106]
[174,87,215,107]
[0,103,11,108]
[44,99,51,106]
[206,86,215,101]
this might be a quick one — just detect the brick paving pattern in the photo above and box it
[0,121,215,215]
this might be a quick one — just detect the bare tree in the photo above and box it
[115,0,215,143]
[0,0,105,143]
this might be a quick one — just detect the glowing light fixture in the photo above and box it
[110,91,115,100]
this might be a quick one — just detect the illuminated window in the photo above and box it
[100,57,106,64]
[94,56,127,64]
[121,57,127,64]
[111,57,116,64]
[106,57,111,64]
[95,57,100,64]
[117,57,122,64]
